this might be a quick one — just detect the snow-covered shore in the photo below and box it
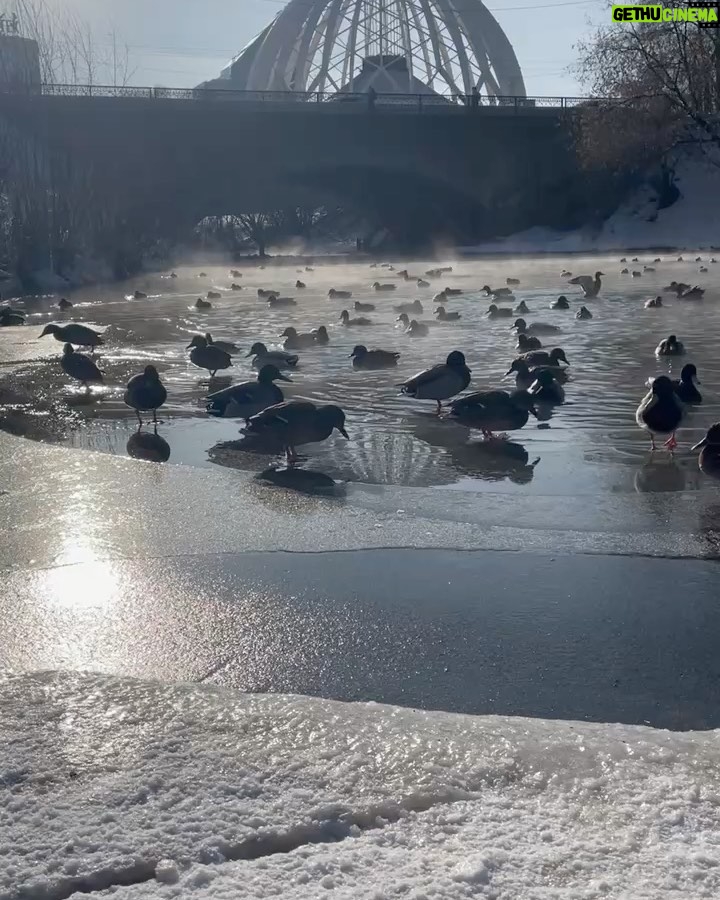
[1,671,718,899]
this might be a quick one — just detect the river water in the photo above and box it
[1,254,719,496]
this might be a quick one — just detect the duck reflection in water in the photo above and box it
[256,466,339,496]
[126,424,171,462]
[634,454,687,494]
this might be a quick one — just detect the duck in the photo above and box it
[636,375,684,450]
[654,258,662,263]
[699,266,708,273]
[643,266,655,272]
[124,365,167,425]
[0,308,25,326]
[350,345,400,369]
[296,280,306,289]
[305,266,315,272]
[692,424,720,478]
[394,299,423,315]
[207,365,291,420]
[133,290,148,300]
[516,333,542,352]
[632,257,639,262]
[632,271,642,278]
[40,322,103,350]
[621,268,629,274]
[425,268,443,277]
[373,282,396,292]
[645,296,663,308]
[405,319,429,337]
[663,281,690,295]
[397,313,411,328]
[695,256,703,262]
[207,291,222,300]
[57,298,73,310]
[258,288,280,299]
[712,258,718,264]
[400,350,471,413]
[528,368,565,404]
[244,400,349,467]
[513,317,561,336]
[246,342,299,369]
[673,363,702,404]
[433,291,448,303]
[482,285,511,297]
[655,334,684,356]
[195,298,212,309]
[443,287,463,296]
[61,343,104,388]
[449,389,537,438]
[516,347,569,368]
[514,300,530,314]
[576,306,593,319]
[282,327,318,350]
[204,333,240,355]
[620,258,627,262]
[417,279,430,288]
[506,277,520,286]
[230,269,242,278]
[328,288,352,299]
[312,326,330,345]
[505,359,568,390]
[170,272,178,278]
[340,309,372,326]
[569,271,603,298]
[551,295,570,310]
[188,335,232,376]
[354,301,375,312]
[268,296,297,308]
[679,285,704,299]
[198,272,208,277]
[230,283,243,290]
[561,270,572,278]
[435,306,461,321]
[487,304,514,319]
[677,256,684,262]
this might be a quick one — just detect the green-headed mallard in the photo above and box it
[350,345,400,369]
[636,375,684,450]
[188,335,232,376]
[435,306,461,321]
[673,363,702,404]
[693,424,720,478]
[528,368,565,404]
[655,334,684,356]
[124,365,167,425]
[207,364,291,420]
[40,322,103,350]
[247,342,299,369]
[569,271,603,298]
[449,389,537,438]
[340,309,372,326]
[282,327,318,350]
[244,400,349,466]
[517,333,542,352]
[400,350,471,413]
[576,306,593,319]
[61,343,103,388]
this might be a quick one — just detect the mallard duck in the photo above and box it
[328,289,352,299]
[513,318,561,336]
[514,301,530,314]
[487,304,514,319]
[643,266,655,272]
[230,283,243,290]
[506,359,568,390]
[528,368,565,404]
[654,258,662,263]
[663,281,690,295]
[247,342,299,369]
[569,271,603,297]
[57,298,73,310]
[679,285,704,299]
[268,296,297,308]
[40,323,103,350]
[695,256,703,262]
[692,424,720,478]
[133,290,148,300]
[449,389,537,438]
[655,334,684,356]
[621,268,629,274]
[636,375,684,450]
[0,308,24,326]
[443,287,463,296]
[170,272,178,279]
[244,400,349,466]
[551,296,570,310]
[677,256,684,261]
[433,291,448,303]
[340,309,372,326]
[516,347,569,368]
[482,285,511,296]
[205,333,240,355]
[632,257,639,262]
[576,306,593,319]
[351,345,400,369]
[354,301,375,312]
[517,333,542,352]
[645,296,663,308]
[620,257,627,262]
[417,279,430,288]
[207,364,291,420]
[397,313,410,328]
[632,271,642,278]
[561,269,572,278]
[312,326,330,345]
[195,298,212,309]
[124,365,167,425]
[405,319,429,337]
[230,269,242,278]
[699,266,708,273]
[61,344,103,388]
[425,268,442,277]
[282,327,317,350]
[296,280,306,289]
[207,291,222,300]
[435,306,461,321]
[258,288,280,299]
[673,363,702,404]
[198,272,208,277]
[373,282,396,292]
[188,335,232,376]
[400,350,471,413]
[506,277,520,286]
[394,299,423,315]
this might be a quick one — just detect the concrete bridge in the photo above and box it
[0,87,596,243]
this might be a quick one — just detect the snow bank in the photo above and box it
[1,672,719,899]
[467,153,720,255]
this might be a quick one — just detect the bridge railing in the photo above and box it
[1,83,604,111]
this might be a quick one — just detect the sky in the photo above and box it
[34,0,606,97]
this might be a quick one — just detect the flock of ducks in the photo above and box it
[2,254,720,474]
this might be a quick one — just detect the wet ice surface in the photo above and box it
[1,671,719,900]
[2,254,719,495]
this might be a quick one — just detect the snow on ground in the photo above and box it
[1,671,719,899]
[467,153,720,255]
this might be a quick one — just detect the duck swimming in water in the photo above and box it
[645,296,663,308]
[655,334,684,356]
[373,282,396,292]
[195,298,212,309]
[282,327,318,350]
[514,300,530,314]
[417,279,430,288]
[188,335,232,376]
[133,290,148,300]
[692,424,720,478]
[124,365,167,425]
[61,344,104,388]
[57,298,73,310]
[516,333,542,352]
[482,285,512,297]
[435,306,461,321]
[258,289,280,299]
[487,304,514,319]
[244,400,349,467]
[576,306,593,319]
[506,359,568,391]
[569,271,603,298]
[350,345,400,369]
[636,375,684,450]
[268,296,297,308]
[513,318,560,336]
[340,309,372,326]
[207,365,291,420]
[296,280,306,289]
[405,319,429,337]
[528,368,565,404]
[207,291,222,300]
[312,326,330,345]
[394,299,423,315]
[551,296,570,310]
[40,322,103,351]
[328,289,352,299]
[247,342,299,369]
[354,301,375,312]
[400,350,471,413]
[673,363,702,404]
[506,277,520,286]
[449,389,537,439]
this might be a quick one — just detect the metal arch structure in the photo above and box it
[208,0,526,100]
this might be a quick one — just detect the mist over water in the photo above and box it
[2,254,720,495]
